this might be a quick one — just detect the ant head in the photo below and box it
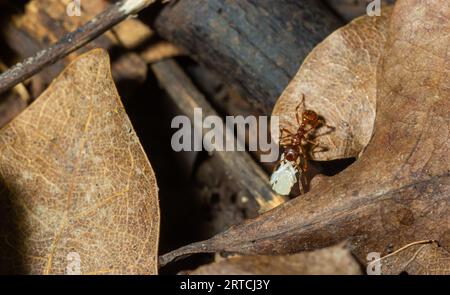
[284,146,299,162]
[302,110,319,124]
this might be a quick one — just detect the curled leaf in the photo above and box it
[273,7,392,160]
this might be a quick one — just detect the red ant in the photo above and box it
[271,94,326,195]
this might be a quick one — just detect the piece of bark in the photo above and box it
[153,0,343,114]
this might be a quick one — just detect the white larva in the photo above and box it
[270,158,298,196]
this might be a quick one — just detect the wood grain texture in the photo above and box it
[153,0,343,114]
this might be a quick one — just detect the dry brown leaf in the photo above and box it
[378,241,450,275]
[0,49,160,274]
[185,244,361,275]
[273,7,392,161]
[160,0,450,275]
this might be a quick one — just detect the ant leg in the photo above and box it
[279,129,294,145]
[317,119,333,132]
[301,160,309,194]
[298,164,309,195]
[299,93,305,109]
[280,128,293,137]
[306,139,319,150]
[303,157,308,172]
[307,139,321,155]
[302,120,321,135]
[279,138,292,146]
[300,146,309,172]
[296,107,301,126]
[295,94,305,125]
[293,160,305,195]
[318,120,335,136]
[303,138,327,155]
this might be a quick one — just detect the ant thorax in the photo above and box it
[270,154,299,196]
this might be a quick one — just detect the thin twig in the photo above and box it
[0,62,30,103]
[374,239,437,263]
[0,0,158,95]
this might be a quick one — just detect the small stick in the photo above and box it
[373,239,437,264]
[0,62,30,104]
[0,0,158,95]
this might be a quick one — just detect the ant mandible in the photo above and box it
[270,94,325,195]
